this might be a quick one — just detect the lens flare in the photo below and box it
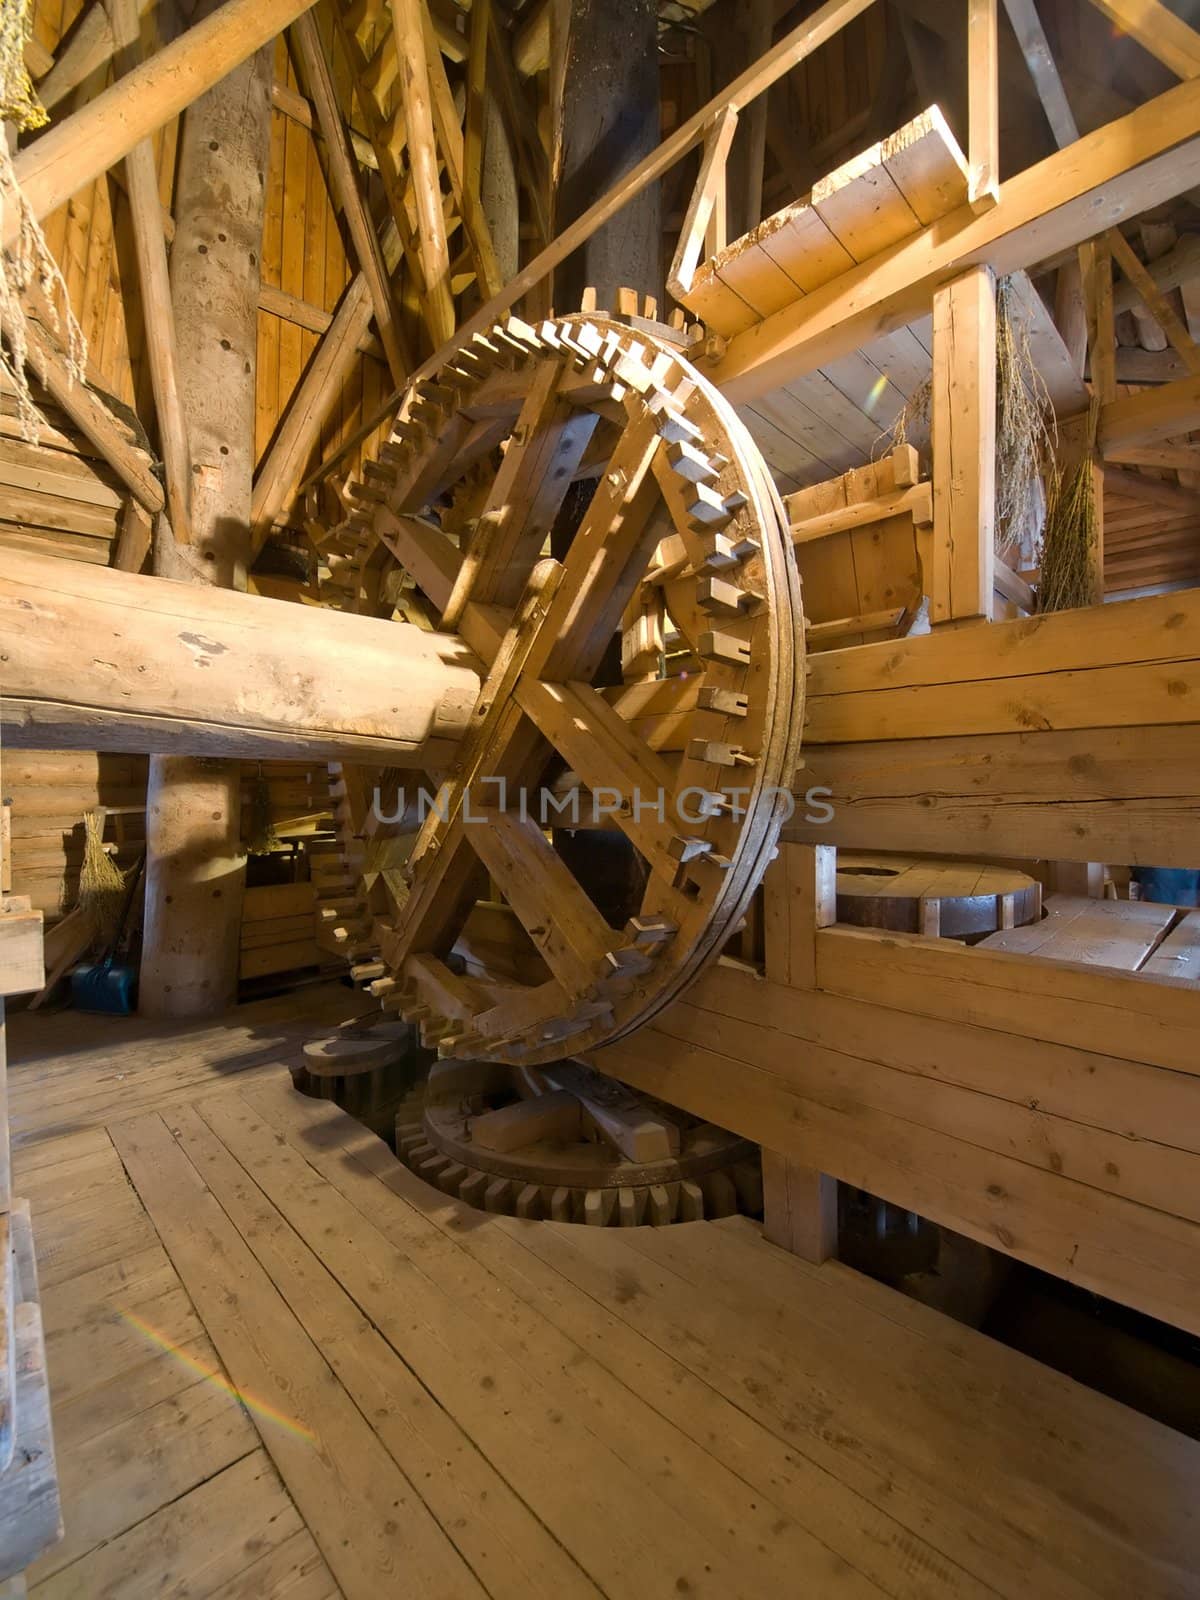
[865,371,890,413]
[120,1308,318,1442]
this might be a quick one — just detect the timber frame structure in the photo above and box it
[3,0,1200,1591]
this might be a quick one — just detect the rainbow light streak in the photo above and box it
[865,371,890,413]
[120,1308,318,1442]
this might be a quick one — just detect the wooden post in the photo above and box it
[552,0,661,314]
[141,22,274,1020]
[249,275,375,548]
[762,842,836,989]
[139,760,245,1020]
[110,0,192,545]
[931,265,997,624]
[389,0,456,344]
[760,842,839,1262]
[289,14,408,384]
[1082,238,1117,403]
[761,1155,839,1264]
[967,0,999,206]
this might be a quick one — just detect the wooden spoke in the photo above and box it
[516,679,684,885]
[317,309,805,1063]
[444,357,600,621]
[524,410,668,682]
[467,806,627,994]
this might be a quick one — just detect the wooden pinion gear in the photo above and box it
[398,1057,763,1227]
[315,304,805,1067]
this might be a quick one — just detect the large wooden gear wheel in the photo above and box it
[322,308,804,1066]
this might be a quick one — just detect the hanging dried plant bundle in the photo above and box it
[1040,399,1100,614]
[246,764,280,856]
[994,274,1058,564]
[0,0,86,441]
[78,810,128,950]
[887,372,931,458]
[887,276,1059,574]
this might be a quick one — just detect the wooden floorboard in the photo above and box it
[7,991,1200,1599]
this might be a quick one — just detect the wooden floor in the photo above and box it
[7,989,1200,1600]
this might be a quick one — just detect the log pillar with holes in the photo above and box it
[551,0,661,313]
[141,30,274,1020]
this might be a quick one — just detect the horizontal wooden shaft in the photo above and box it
[0,552,481,764]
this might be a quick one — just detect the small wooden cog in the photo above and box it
[316,302,805,1066]
[397,1057,762,1225]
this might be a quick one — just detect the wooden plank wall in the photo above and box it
[593,842,1200,1338]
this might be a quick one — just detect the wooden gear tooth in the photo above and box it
[666,439,720,484]
[696,575,755,617]
[699,630,752,666]
[686,740,757,769]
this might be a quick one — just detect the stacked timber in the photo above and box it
[239,882,324,983]
[1,752,147,923]
[0,398,126,570]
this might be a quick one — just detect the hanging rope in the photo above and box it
[0,0,85,441]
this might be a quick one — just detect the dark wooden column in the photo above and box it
[140,22,273,1020]
[551,0,661,314]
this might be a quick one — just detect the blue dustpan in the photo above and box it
[71,962,137,1015]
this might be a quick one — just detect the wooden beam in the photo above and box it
[250,276,375,547]
[1112,232,1200,317]
[931,266,996,622]
[9,0,323,243]
[1084,0,1200,82]
[793,723,1200,866]
[36,0,154,113]
[464,0,490,231]
[0,551,481,763]
[1001,0,1079,146]
[789,482,932,543]
[22,318,163,513]
[258,281,382,356]
[737,0,773,235]
[1107,227,1200,375]
[513,0,549,76]
[422,1,503,300]
[1081,236,1116,402]
[1098,373,1200,452]
[967,0,999,204]
[112,500,154,574]
[389,0,456,344]
[269,79,379,170]
[290,13,408,384]
[667,107,739,303]
[376,508,463,613]
[707,73,1200,400]
[109,0,192,545]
